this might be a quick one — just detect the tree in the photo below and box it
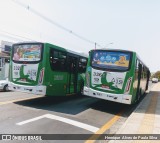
[151,71,160,80]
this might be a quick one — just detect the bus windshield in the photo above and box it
[12,44,42,62]
[91,50,131,71]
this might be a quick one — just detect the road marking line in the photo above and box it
[17,114,99,133]
[17,115,46,125]
[85,110,124,143]
[0,96,40,105]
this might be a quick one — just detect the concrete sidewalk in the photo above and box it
[109,82,160,143]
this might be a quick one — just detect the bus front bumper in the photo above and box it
[8,82,46,95]
[83,86,132,104]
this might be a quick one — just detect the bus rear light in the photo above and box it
[38,68,45,85]
[125,77,132,93]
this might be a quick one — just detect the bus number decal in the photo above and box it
[14,71,19,76]
[14,65,21,70]
[111,78,123,84]
[92,71,103,84]
[93,72,102,77]
[27,70,37,80]
[94,78,99,83]
[13,65,21,78]
[111,78,115,83]
[117,78,123,85]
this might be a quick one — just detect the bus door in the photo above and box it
[136,62,142,100]
[146,70,150,90]
[67,56,78,94]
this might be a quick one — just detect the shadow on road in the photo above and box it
[14,93,146,116]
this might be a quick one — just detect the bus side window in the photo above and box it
[138,62,142,79]
[50,49,67,71]
[144,67,147,78]
[142,65,144,79]
[135,59,139,80]
[0,58,2,69]
[78,58,87,73]
[67,56,77,73]
[141,65,143,79]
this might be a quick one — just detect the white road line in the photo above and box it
[16,115,46,125]
[16,114,99,133]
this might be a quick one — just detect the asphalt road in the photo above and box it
[0,82,154,143]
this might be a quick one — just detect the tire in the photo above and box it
[3,84,9,92]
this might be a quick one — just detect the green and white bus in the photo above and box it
[8,42,88,96]
[83,49,150,104]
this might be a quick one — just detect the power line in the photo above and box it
[12,0,103,48]
[0,29,36,42]
[0,32,24,42]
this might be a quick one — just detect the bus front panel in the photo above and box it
[84,50,134,104]
[9,43,46,95]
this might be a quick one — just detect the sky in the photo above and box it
[0,0,160,72]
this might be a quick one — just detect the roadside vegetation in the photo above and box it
[151,71,160,81]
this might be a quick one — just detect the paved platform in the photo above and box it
[109,82,160,143]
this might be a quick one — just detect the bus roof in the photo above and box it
[90,48,134,53]
[46,42,88,58]
[67,49,88,58]
[12,42,88,59]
